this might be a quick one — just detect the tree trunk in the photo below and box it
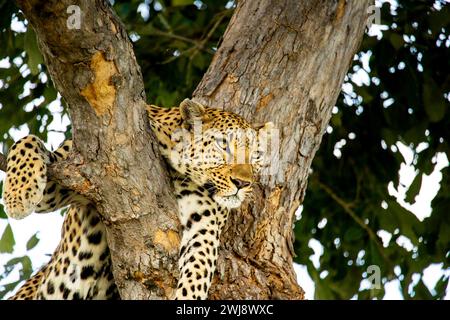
[16,0,180,299]
[10,0,370,299]
[194,0,371,299]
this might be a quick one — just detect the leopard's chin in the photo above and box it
[214,195,242,209]
[213,189,249,209]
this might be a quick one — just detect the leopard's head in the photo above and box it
[147,99,273,209]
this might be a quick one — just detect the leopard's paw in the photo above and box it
[2,135,49,219]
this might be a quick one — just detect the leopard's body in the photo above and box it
[2,99,271,300]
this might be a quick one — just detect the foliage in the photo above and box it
[295,0,449,299]
[0,0,448,299]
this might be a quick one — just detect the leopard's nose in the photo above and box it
[230,178,251,189]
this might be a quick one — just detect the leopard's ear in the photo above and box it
[180,99,209,130]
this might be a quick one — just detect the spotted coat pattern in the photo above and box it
[3,136,118,300]
[3,99,272,300]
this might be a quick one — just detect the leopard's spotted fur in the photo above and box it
[2,99,272,300]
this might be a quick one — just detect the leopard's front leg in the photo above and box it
[173,178,228,300]
[2,135,83,218]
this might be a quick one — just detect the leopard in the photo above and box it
[3,137,118,300]
[2,98,273,300]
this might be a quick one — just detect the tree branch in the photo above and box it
[16,0,180,299]
[1,151,91,196]
[194,0,372,299]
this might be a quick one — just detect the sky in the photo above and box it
[0,0,449,300]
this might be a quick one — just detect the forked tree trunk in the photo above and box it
[10,0,370,299]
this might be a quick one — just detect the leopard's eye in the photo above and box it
[215,136,231,154]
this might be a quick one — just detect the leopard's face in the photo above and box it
[147,99,273,209]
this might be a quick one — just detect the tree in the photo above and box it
[1,0,448,300]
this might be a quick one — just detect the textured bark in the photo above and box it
[15,0,180,299]
[9,0,370,299]
[194,0,371,299]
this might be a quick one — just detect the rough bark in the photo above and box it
[5,0,371,299]
[15,0,180,299]
[194,0,371,299]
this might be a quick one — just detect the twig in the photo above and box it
[149,29,203,47]
[148,29,214,55]
[200,10,228,47]
[153,8,231,64]
[161,46,197,65]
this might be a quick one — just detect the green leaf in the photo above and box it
[43,86,57,103]
[192,53,208,69]
[356,87,374,104]
[369,241,383,267]
[331,112,342,127]
[389,33,404,50]
[423,78,447,123]
[0,224,15,253]
[405,173,422,204]
[344,226,364,242]
[388,200,422,246]
[315,279,336,300]
[434,275,449,299]
[381,128,397,146]
[4,256,33,278]
[0,255,34,299]
[412,279,434,300]
[0,280,22,300]
[26,232,40,251]
[24,28,43,75]
[172,0,193,6]
[19,256,33,278]
[0,205,6,219]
